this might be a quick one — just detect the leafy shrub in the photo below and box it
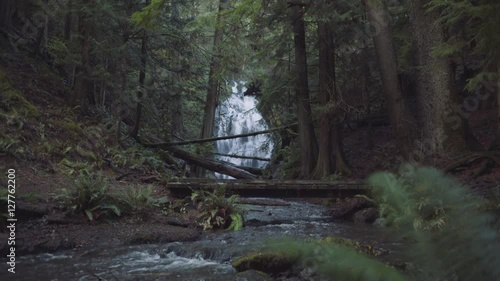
[52,173,121,221]
[115,184,169,215]
[191,188,244,231]
[111,146,165,172]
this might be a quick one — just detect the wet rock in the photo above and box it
[328,197,376,221]
[373,218,388,227]
[353,207,379,224]
[232,251,298,276]
[235,270,273,281]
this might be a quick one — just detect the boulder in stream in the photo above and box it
[328,197,376,220]
[235,270,273,281]
[232,251,298,276]
[353,207,379,224]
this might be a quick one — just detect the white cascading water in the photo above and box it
[214,81,273,179]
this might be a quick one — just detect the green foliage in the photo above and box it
[52,173,121,221]
[111,146,165,172]
[0,70,39,118]
[130,0,168,30]
[115,184,169,214]
[57,159,96,176]
[266,238,407,281]
[427,0,500,91]
[191,188,244,230]
[368,166,500,281]
[226,212,244,231]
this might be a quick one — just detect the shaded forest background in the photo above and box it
[0,0,499,183]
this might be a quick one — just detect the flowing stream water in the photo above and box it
[12,199,404,281]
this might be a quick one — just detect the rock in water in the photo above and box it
[235,270,273,281]
[353,207,379,224]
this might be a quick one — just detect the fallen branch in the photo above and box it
[144,123,297,147]
[213,153,271,161]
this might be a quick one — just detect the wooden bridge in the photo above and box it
[167,179,370,198]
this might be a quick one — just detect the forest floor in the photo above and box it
[0,156,203,256]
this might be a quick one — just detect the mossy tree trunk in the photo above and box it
[195,0,226,177]
[170,0,185,140]
[312,21,351,178]
[291,4,318,178]
[408,0,468,155]
[363,0,415,157]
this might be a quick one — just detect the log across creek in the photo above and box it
[167,179,369,198]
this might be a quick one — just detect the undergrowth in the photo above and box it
[52,173,120,221]
[191,188,244,231]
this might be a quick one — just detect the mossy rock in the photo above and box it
[0,69,39,118]
[234,270,273,281]
[232,251,298,275]
[313,236,379,256]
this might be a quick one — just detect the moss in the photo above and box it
[232,251,298,275]
[309,236,380,256]
[61,120,84,136]
[0,69,39,118]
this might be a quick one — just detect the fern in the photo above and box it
[368,166,500,281]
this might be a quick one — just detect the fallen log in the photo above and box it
[144,123,297,147]
[213,153,271,162]
[144,145,257,179]
[235,165,264,176]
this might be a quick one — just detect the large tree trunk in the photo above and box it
[0,0,12,30]
[312,22,350,177]
[74,6,94,115]
[408,0,468,154]
[195,0,226,177]
[312,22,334,179]
[200,0,225,140]
[170,0,184,139]
[291,4,317,178]
[363,0,414,157]
[489,63,500,150]
[130,33,147,140]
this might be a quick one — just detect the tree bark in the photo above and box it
[0,0,12,30]
[131,33,147,140]
[291,4,317,178]
[195,0,226,177]
[408,0,468,154]
[200,0,225,140]
[170,0,184,138]
[312,22,334,179]
[363,0,414,157]
[74,4,94,115]
[489,63,500,150]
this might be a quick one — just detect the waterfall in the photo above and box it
[214,81,273,179]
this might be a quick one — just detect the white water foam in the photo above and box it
[214,81,273,178]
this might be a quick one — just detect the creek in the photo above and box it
[11,82,404,280]
[13,199,404,281]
